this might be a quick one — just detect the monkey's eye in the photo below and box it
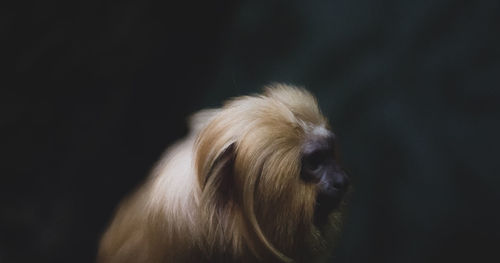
[303,150,329,172]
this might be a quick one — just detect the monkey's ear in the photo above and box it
[197,142,236,201]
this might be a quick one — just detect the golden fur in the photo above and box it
[98,84,345,263]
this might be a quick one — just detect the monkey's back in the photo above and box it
[98,137,202,263]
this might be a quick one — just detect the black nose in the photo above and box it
[320,170,349,196]
[316,171,349,210]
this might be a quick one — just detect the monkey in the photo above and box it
[98,84,350,263]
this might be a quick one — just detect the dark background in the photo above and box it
[2,0,500,262]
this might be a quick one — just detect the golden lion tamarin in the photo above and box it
[98,84,350,263]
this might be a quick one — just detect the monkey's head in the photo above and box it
[194,84,350,261]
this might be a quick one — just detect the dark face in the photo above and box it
[301,132,350,225]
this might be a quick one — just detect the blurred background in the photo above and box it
[2,0,500,262]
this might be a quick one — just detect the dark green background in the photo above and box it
[3,0,500,262]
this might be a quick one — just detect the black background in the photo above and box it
[2,1,500,262]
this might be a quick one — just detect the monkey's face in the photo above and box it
[246,123,350,226]
[300,128,349,226]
